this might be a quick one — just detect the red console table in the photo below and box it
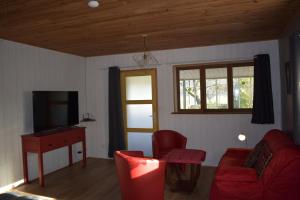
[21,127,86,187]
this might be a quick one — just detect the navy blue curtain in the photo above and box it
[108,66,125,157]
[251,54,274,124]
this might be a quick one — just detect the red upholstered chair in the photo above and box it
[152,130,187,159]
[114,150,166,200]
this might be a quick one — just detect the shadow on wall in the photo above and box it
[23,91,33,133]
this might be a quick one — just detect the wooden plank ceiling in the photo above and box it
[0,0,299,57]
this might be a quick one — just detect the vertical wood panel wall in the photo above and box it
[86,40,282,166]
[0,39,86,187]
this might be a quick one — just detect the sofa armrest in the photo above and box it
[216,166,258,182]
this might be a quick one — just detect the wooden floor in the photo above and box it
[15,158,216,200]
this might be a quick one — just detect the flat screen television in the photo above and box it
[33,91,79,133]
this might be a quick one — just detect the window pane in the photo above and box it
[126,76,152,100]
[233,66,254,109]
[127,104,153,128]
[179,69,201,109]
[206,68,228,109]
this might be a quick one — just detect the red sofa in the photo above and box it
[210,129,300,200]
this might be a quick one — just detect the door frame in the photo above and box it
[120,68,159,148]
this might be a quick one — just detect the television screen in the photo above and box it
[33,91,79,133]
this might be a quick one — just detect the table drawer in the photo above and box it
[68,133,84,144]
[39,128,85,152]
[41,139,65,152]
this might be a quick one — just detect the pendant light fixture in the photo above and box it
[133,35,159,68]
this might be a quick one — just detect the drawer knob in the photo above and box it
[48,144,53,146]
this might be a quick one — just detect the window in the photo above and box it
[174,62,254,114]
[179,69,201,109]
[206,68,228,109]
[232,66,254,109]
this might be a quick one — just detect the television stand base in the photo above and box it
[21,127,86,187]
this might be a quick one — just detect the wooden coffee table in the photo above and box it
[162,148,206,193]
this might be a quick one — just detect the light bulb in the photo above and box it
[238,133,247,142]
[88,0,99,8]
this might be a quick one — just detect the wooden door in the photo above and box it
[121,69,158,156]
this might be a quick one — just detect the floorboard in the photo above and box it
[15,158,216,200]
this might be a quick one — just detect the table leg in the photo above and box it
[22,148,29,184]
[167,164,187,192]
[166,164,178,187]
[167,164,201,193]
[68,145,73,166]
[38,152,44,187]
[195,164,201,179]
[82,139,86,168]
[189,164,197,191]
[175,164,183,181]
[190,164,201,191]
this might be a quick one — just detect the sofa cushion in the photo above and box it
[244,141,265,168]
[219,148,251,167]
[220,156,245,167]
[254,142,273,177]
[262,147,300,199]
[224,148,252,159]
[215,166,258,182]
[263,129,294,152]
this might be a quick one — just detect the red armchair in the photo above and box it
[114,150,166,200]
[210,129,300,200]
[152,130,187,159]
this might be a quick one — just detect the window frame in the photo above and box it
[174,61,254,114]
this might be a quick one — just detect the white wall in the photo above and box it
[0,38,283,188]
[0,39,86,187]
[86,40,282,166]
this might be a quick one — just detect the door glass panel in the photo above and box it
[179,69,201,109]
[206,68,228,109]
[126,76,152,100]
[127,104,153,128]
[128,132,153,157]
